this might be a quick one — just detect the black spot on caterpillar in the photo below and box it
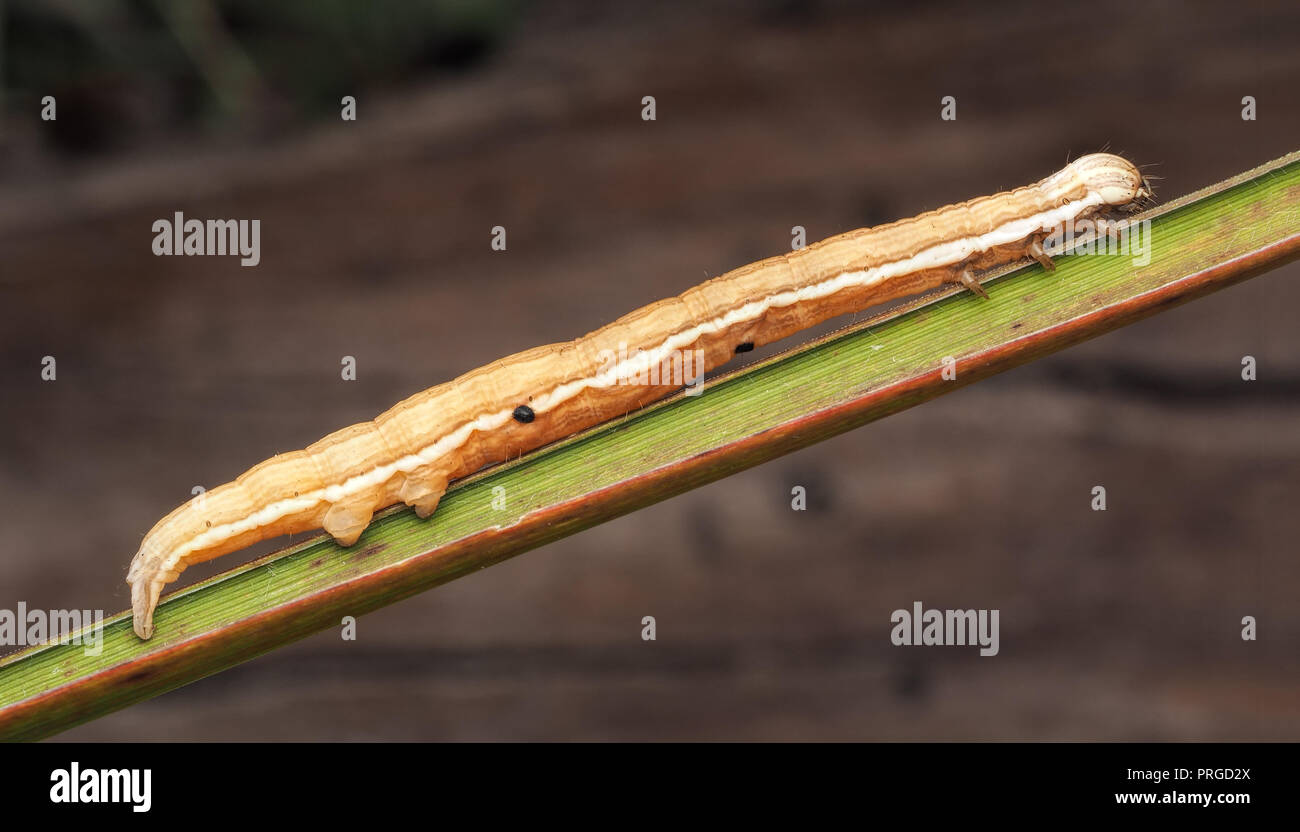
[512,405,536,423]
[734,342,755,353]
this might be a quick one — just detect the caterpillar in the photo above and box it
[128,152,1149,639]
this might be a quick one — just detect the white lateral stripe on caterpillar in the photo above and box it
[143,190,1108,572]
[536,192,1110,411]
[128,152,1148,639]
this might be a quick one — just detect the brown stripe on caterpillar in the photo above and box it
[127,152,1149,639]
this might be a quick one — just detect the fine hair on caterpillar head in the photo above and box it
[1056,152,1149,209]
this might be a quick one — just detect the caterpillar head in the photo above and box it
[1065,152,1151,211]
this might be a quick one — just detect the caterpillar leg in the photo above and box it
[398,470,449,519]
[956,268,989,299]
[1027,237,1055,270]
[322,500,375,546]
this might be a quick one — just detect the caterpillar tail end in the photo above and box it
[126,555,164,640]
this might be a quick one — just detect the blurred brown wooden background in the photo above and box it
[1,0,1298,740]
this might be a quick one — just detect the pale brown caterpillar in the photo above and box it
[128,153,1148,638]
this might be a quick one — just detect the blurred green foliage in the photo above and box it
[2,0,521,151]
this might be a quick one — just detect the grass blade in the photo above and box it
[2,150,1298,741]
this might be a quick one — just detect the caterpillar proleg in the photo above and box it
[128,152,1148,639]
